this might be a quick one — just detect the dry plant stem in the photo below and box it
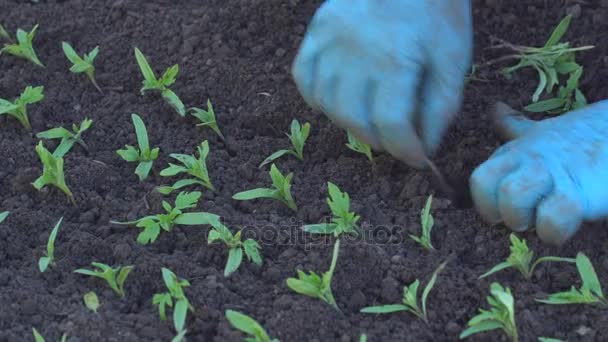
[424,157,455,198]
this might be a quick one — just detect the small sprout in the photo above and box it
[536,252,607,307]
[539,338,564,342]
[32,142,75,203]
[112,191,219,245]
[259,119,310,168]
[359,334,367,342]
[84,291,100,313]
[1,25,43,67]
[62,42,101,92]
[233,164,297,211]
[38,217,63,273]
[153,268,194,334]
[0,24,9,40]
[134,47,186,116]
[32,328,67,342]
[409,195,435,250]
[0,85,44,130]
[225,309,279,342]
[36,118,93,158]
[208,221,262,277]
[74,262,133,297]
[459,283,517,342]
[303,182,359,238]
[346,130,373,162]
[116,113,160,181]
[0,211,8,223]
[286,238,341,312]
[479,234,575,280]
[158,141,214,194]
[190,99,224,140]
[361,261,446,323]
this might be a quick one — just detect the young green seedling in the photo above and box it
[0,211,8,224]
[116,113,160,181]
[208,221,262,277]
[259,119,310,168]
[361,261,446,323]
[84,291,100,313]
[286,238,341,312]
[112,191,219,245]
[479,234,575,280]
[32,142,75,204]
[1,25,43,67]
[536,252,607,307]
[153,267,194,334]
[538,338,564,342]
[134,47,186,116]
[158,141,214,194]
[409,194,435,250]
[225,309,279,342]
[62,42,102,93]
[32,328,67,342]
[0,85,44,130]
[36,118,93,158]
[346,130,373,162]
[233,164,297,211]
[74,262,133,297]
[460,282,517,342]
[38,217,63,272]
[303,182,360,238]
[0,24,9,40]
[359,335,367,342]
[190,99,224,140]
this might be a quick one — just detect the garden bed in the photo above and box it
[1,0,607,341]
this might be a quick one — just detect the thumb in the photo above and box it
[492,102,538,141]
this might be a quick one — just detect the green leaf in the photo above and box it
[173,299,188,333]
[259,149,292,168]
[576,253,603,297]
[172,329,188,342]
[479,261,512,279]
[459,320,504,339]
[134,47,157,84]
[302,223,337,235]
[225,309,273,341]
[117,145,140,162]
[174,212,220,226]
[36,127,71,139]
[225,248,243,276]
[131,113,150,154]
[174,191,202,210]
[62,42,84,65]
[544,15,572,47]
[135,161,154,181]
[161,64,179,87]
[532,68,547,102]
[360,304,409,314]
[524,98,566,113]
[421,261,447,318]
[32,328,46,342]
[39,217,63,272]
[84,291,100,312]
[286,278,322,298]
[162,89,186,117]
[243,239,262,266]
[232,188,276,201]
[117,266,133,296]
[0,211,8,223]
[38,257,51,273]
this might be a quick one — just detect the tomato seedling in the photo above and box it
[303,182,359,238]
[158,141,214,194]
[225,310,278,342]
[479,234,575,280]
[84,291,100,313]
[38,217,63,273]
[361,261,446,323]
[345,130,373,162]
[460,282,517,342]
[286,238,341,312]
[0,211,8,224]
[409,194,435,250]
[0,85,44,130]
[134,47,186,116]
[208,221,262,277]
[536,252,607,307]
[62,42,102,93]
[74,262,133,297]
[259,119,310,168]
[190,99,224,140]
[111,191,220,245]
[116,113,160,181]
[36,118,93,158]
[153,268,194,335]
[32,328,67,342]
[32,142,75,204]
[1,25,43,67]
[233,163,297,211]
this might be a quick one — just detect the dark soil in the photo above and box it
[1,1,607,341]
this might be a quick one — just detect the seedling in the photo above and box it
[158,141,214,194]
[62,42,102,93]
[74,262,133,297]
[1,25,43,67]
[32,328,67,342]
[359,335,367,342]
[0,85,44,130]
[286,238,341,311]
[0,24,9,40]
[259,119,310,168]
[36,118,93,158]
[409,194,435,250]
[134,47,186,116]
[233,164,297,211]
[225,309,279,342]
[538,338,564,342]
[0,211,8,223]
[346,130,373,162]
[111,191,220,245]
[153,268,194,334]
[303,182,359,238]
[459,283,518,342]
[536,252,607,306]
[479,234,575,280]
[116,113,160,181]
[32,142,75,203]
[360,261,446,323]
[208,221,262,277]
[190,99,224,140]
[84,291,100,313]
[38,217,63,272]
